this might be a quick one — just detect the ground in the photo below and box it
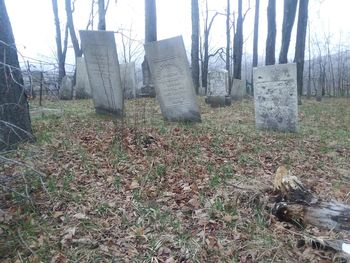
[0,97,349,262]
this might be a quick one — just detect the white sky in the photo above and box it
[5,0,350,72]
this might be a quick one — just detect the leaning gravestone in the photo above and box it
[59,75,73,100]
[75,57,91,99]
[79,30,123,116]
[253,63,298,132]
[120,62,136,99]
[144,36,201,122]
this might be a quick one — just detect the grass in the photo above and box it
[0,97,349,262]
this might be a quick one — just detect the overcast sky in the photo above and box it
[5,0,350,72]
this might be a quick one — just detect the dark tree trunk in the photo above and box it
[233,0,243,79]
[65,0,82,58]
[51,0,66,83]
[201,1,218,93]
[294,0,309,104]
[98,0,106,30]
[279,0,298,64]
[0,0,33,151]
[265,0,276,65]
[191,0,200,94]
[145,0,157,43]
[226,0,232,91]
[252,0,260,68]
[142,0,157,97]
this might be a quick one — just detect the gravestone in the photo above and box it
[208,70,228,96]
[144,36,201,122]
[120,62,136,99]
[206,70,231,107]
[59,75,73,100]
[231,79,246,101]
[79,30,123,116]
[253,63,298,132]
[75,57,91,99]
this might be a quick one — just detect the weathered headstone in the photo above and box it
[120,62,136,99]
[75,57,91,99]
[231,78,246,101]
[206,70,231,107]
[144,36,201,122]
[208,70,228,96]
[253,63,298,132]
[79,30,123,116]
[59,75,73,100]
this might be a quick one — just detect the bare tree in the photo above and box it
[98,0,106,30]
[265,0,276,65]
[142,0,157,97]
[0,0,33,151]
[202,0,218,92]
[279,0,298,64]
[294,0,309,104]
[252,0,260,68]
[65,0,82,58]
[225,0,232,90]
[191,0,200,94]
[233,0,243,79]
[51,0,68,83]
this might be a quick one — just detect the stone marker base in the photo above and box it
[139,85,156,98]
[205,96,232,108]
[95,107,124,117]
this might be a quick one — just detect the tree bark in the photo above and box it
[233,0,243,79]
[273,166,350,232]
[279,0,298,64]
[265,0,276,65]
[191,0,200,94]
[145,0,157,43]
[98,0,106,30]
[294,0,309,104]
[51,0,66,83]
[201,2,218,93]
[225,0,232,91]
[0,0,33,151]
[142,0,157,97]
[65,0,82,58]
[252,0,260,68]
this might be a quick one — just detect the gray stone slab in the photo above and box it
[75,57,91,99]
[59,76,73,100]
[79,30,123,116]
[231,79,246,101]
[253,63,298,132]
[208,70,228,96]
[120,62,136,99]
[144,36,201,122]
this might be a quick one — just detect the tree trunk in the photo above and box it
[252,0,260,68]
[294,0,309,105]
[225,0,232,91]
[273,166,350,231]
[98,0,106,30]
[191,0,200,94]
[51,0,66,83]
[65,0,82,58]
[279,0,298,64]
[233,0,243,79]
[0,0,33,151]
[201,1,218,93]
[142,0,157,97]
[145,0,157,43]
[265,0,276,65]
